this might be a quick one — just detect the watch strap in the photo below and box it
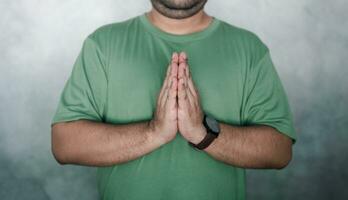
[188,131,217,150]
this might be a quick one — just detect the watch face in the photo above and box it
[205,115,220,133]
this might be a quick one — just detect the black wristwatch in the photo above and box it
[188,114,220,150]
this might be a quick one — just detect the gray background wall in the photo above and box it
[0,0,347,199]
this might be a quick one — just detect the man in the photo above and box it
[51,0,297,199]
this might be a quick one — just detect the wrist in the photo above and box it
[188,114,220,150]
[189,126,207,145]
[146,120,166,147]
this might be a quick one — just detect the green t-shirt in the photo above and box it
[52,12,297,200]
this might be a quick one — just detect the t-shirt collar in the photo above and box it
[139,12,220,43]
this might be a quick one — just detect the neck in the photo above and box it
[146,8,213,35]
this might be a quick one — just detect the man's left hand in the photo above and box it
[177,52,207,145]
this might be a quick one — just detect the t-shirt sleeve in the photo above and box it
[241,50,297,144]
[51,35,108,126]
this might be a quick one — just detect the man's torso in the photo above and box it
[92,13,268,200]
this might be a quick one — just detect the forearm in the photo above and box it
[51,119,163,167]
[202,122,293,169]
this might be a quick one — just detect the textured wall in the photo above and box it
[0,0,347,199]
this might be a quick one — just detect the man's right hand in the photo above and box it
[148,52,179,145]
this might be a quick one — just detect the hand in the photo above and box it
[177,52,207,145]
[149,52,179,145]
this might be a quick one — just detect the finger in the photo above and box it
[160,78,172,108]
[185,64,198,100]
[159,52,178,106]
[179,51,187,63]
[172,51,179,64]
[161,61,178,109]
[160,52,179,107]
[166,52,178,87]
[178,54,185,80]
[178,77,189,110]
[166,76,178,109]
[171,52,179,79]
[184,64,195,108]
[185,61,190,78]
[188,77,202,106]
[158,63,172,107]
[178,62,189,109]
[179,52,194,108]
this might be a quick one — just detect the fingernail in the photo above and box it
[182,52,187,60]
[172,52,177,59]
